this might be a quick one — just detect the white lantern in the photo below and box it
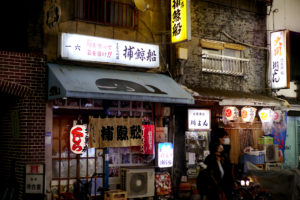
[241,106,257,123]
[258,108,274,123]
[70,125,88,154]
[273,110,282,122]
[223,106,239,121]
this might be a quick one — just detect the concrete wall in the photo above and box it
[172,0,268,94]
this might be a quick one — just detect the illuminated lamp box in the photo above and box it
[258,136,273,145]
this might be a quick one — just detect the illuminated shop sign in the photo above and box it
[70,125,88,154]
[59,33,159,68]
[158,143,173,168]
[188,109,211,130]
[171,0,191,43]
[270,30,290,89]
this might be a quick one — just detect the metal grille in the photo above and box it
[74,0,138,29]
[201,53,250,76]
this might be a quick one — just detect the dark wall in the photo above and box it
[0,0,43,53]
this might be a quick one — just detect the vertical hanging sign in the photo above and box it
[270,30,290,89]
[171,0,191,43]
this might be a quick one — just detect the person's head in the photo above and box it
[211,127,229,145]
[209,141,224,156]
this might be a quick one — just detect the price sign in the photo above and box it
[188,109,211,130]
[158,143,173,168]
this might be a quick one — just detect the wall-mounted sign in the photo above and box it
[59,33,159,68]
[258,108,274,123]
[89,117,143,148]
[270,30,290,89]
[158,143,173,168]
[188,109,211,130]
[241,106,256,123]
[70,125,88,154]
[171,0,191,43]
[223,106,239,121]
[25,164,44,194]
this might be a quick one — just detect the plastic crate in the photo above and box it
[243,151,265,165]
[104,190,127,200]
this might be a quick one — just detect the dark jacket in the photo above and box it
[202,154,233,200]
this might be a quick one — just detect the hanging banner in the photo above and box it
[142,124,155,154]
[241,106,256,123]
[271,111,287,162]
[70,125,88,154]
[89,117,143,148]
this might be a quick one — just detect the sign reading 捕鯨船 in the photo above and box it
[59,33,159,68]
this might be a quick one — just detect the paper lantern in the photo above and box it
[273,110,282,122]
[70,125,88,154]
[241,106,257,123]
[223,106,239,121]
[258,108,274,123]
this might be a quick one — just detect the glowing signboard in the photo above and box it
[70,125,88,154]
[158,143,173,168]
[60,33,159,68]
[270,30,290,89]
[171,0,191,43]
[188,109,210,130]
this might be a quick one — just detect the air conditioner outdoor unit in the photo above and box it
[120,168,155,198]
[263,144,278,163]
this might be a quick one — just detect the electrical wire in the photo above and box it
[221,30,268,50]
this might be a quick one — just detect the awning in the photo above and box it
[182,86,285,108]
[48,63,194,104]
